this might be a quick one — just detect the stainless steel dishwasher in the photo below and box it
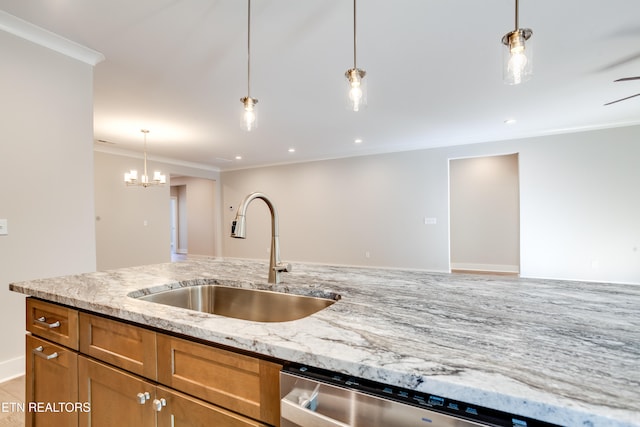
[280,364,559,427]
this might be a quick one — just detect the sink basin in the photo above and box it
[135,285,337,322]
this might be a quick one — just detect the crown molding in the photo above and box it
[0,10,104,66]
[94,144,220,173]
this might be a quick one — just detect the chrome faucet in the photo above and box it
[230,192,291,283]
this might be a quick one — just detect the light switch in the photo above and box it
[0,219,7,235]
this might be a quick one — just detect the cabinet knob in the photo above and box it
[153,398,167,412]
[136,392,150,404]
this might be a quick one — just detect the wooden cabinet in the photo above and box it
[27,298,79,350]
[156,386,269,427]
[77,357,269,427]
[25,298,282,426]
[78,356,155,427]
[79,313,157,380]
[157,334,281,426]
[26,334,79,427]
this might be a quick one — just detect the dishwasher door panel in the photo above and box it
[280,372,486,427]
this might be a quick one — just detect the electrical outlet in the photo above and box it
[424,217,437,225]
[0,219,7,236]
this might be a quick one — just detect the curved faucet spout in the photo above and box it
[231,192,291,283]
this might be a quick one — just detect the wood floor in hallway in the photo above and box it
[0,376,24,426]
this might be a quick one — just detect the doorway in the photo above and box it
[170,197,178,254]
[449,154,520,275]
[169,177,217,258]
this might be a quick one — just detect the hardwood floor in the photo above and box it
[0,376,24,426]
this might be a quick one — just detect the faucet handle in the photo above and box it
[274,262,292,273]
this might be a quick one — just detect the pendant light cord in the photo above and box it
[142,130,149,179]
[353,0,357,69]
[514,0,519,30]
[247,0,252,97]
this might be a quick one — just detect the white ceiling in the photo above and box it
[2,0,640,171]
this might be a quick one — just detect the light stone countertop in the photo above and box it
[9,258,640,427]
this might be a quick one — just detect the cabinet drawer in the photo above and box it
[26,334,79,427]
[157,334,282,426]
[26,298,79,350]
[79,313,157,380]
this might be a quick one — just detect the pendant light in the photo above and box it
[501,0,533,85]
[124,129,166,187]
[240,0,258,131]
[345,0,366,111]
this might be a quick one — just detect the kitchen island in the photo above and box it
[9,258,640,426]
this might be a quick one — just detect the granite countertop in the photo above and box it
[9,258,640,426]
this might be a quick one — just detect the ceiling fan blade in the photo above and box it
[614,77,640,82]
[604,93,640,106]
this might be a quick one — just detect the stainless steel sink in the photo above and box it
[135,285,337,322]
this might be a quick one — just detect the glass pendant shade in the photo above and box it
[124,170,138,183]
[346,68,367,112]
[241,96,258,131]
[502,29,533,85]
[153,171,167,184]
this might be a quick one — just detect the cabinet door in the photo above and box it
[79,312,156,380]
[78,356,155,427]
[156,386,270,427]
[26,334,78,427]
[157,334,282,426]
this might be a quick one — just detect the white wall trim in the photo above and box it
[0,10,104,65]
[94,144,220,173]
[451,263,520,273]
[0,355,25,383]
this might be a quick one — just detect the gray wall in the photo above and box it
[450,154,520,273]
[94,150,221,270]
[94,151,172,270]
[0,30,98,379]
[222,125,640,285]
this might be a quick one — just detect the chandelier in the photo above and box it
[124,129,166,187]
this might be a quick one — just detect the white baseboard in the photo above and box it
[0,355,25,383]
[451,263,519,273]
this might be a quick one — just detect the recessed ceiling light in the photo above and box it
[235,155,242,160]
[288,148,296,153]
[504,119,517,125]
[354,138,363,144]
